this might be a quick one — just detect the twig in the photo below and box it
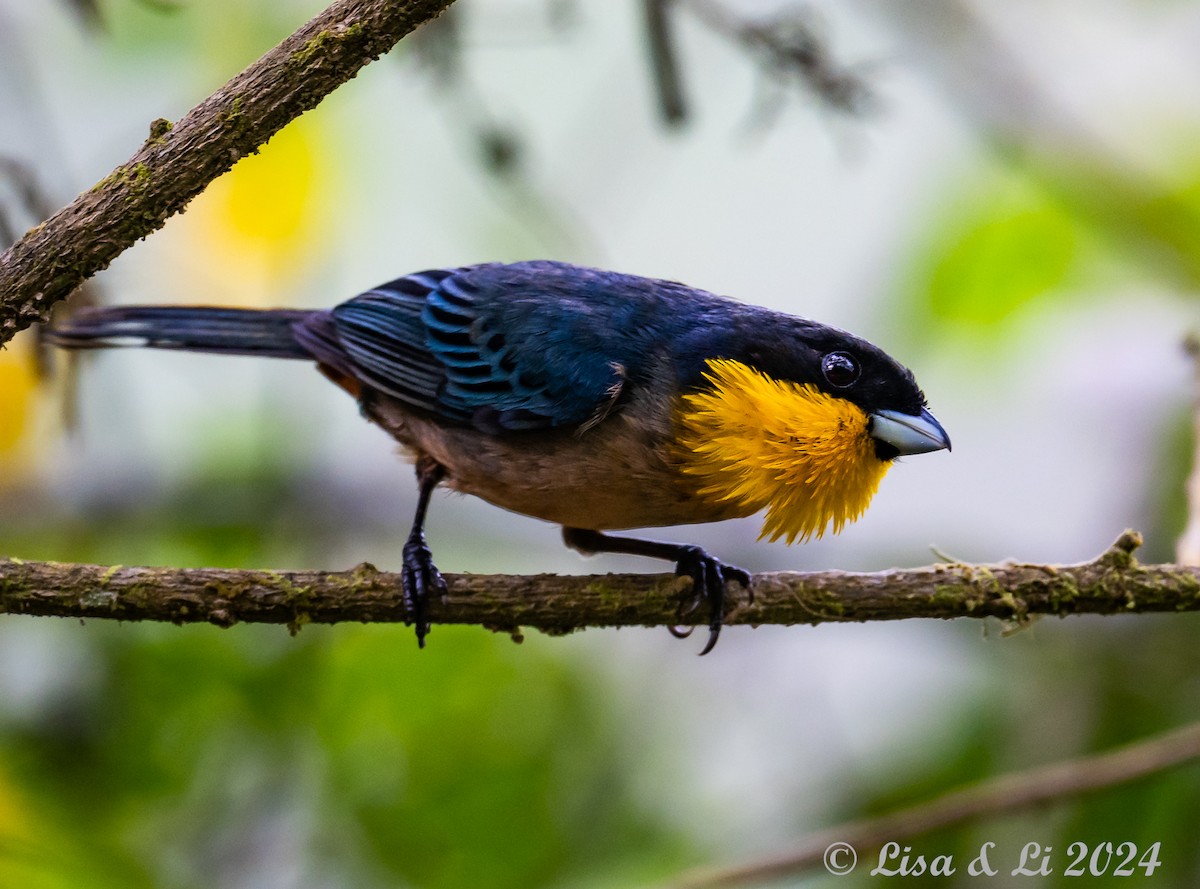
[0,531,1197,634]
[669,719,1200,887]
[642,0,689,125]
[60,0,103,30]
[682,0,876,116]
[1177,334,1200,565]
[0,0,455,346]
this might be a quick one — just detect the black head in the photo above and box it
[771,320,925,413]
[677,310,947,460]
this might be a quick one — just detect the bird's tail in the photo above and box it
[46,306,315,359]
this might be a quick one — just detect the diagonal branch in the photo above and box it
[669,718,1200,888]
[2,531,1199,635]
[0,0,455,346]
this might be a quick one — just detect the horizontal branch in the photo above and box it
[2,531,1198,635]
[0,0,454,345]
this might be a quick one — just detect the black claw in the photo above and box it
[402,532,446,648]
[672,546,751,656]
[561,527,751,655]
[697,627,722,657]
[674,591,702,621]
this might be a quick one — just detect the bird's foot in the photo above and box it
[668,546,752,656]
[402,531,446,648]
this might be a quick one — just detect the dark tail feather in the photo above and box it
[46,306,316,359]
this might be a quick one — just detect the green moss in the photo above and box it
[1168,568,1200,610]
[583,579,626,606]
[290,22,366,66]
[122,581,157,607]
[123,163,151,191]
[0,576,29,601]
[90,162,154,198]
[1099,529,1143,570]
[350,562,379,583]
[264,571,314,607]
[932,565,1005,614]
[147,118,173,144]
[931,583,986,613]
[995,590,1029,623]
[203,579,232,599]
[798,586,847,619]
[89,172,116,193]
[1101,547,1136,571]
[1045,574,1081,612]
[220,94,245,129]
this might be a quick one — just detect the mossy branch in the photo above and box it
[2,531,1198,636]
[0,0,455,345]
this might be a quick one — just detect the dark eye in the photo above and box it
[822,352,860,388]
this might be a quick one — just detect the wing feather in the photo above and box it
[313,261,681,433]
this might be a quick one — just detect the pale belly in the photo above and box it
[363,395,748,531]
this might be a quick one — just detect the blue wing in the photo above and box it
[312,261,671,433]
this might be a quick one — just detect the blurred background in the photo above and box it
[2,0,1200,886]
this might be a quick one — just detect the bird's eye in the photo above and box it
[822,352,860,388]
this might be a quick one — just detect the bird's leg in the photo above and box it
[562,527,752,655]
[402,457,447,648]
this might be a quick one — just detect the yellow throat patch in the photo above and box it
[676,358,890,543]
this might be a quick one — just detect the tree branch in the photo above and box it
[2,531,1198,635]
[669,718,1200,888]
[681,0,876,116]
[0,0,455,346]
[642,0,689,126]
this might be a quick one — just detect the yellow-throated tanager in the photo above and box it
[50,260,949,653]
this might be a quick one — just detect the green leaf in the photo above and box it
[917,186,1080,331]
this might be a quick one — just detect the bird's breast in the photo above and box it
[674,358,891,542]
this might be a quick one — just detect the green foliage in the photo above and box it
[901,150,1200,346]
[0,476,693,888]
[900,176,1084,339]
[0,618,691,888]
[927,202,1078,328]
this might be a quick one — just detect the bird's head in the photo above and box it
[674,322,949,543]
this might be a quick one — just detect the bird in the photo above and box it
[48,260,949,653]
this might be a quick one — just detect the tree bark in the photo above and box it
[2,531,1196,637]
[0,0,455,345]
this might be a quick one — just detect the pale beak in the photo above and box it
[870,407,951,456]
